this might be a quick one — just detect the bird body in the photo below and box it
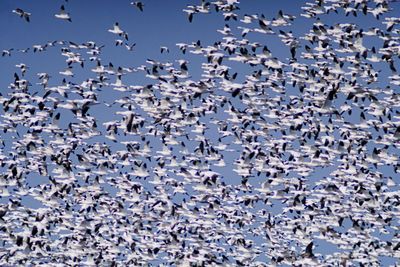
[12,8,31,22]
[55,5,72,22]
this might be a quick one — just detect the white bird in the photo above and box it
[55,5,71,22]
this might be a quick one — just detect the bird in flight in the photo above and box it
[12,8,31,22]
[55,5,71,22]
[108,22,129,40]
[131,1,144,12]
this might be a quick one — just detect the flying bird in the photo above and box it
[55,5,71,22]
[131,1,144,12]
[108,22,129,40]
[12,8,31,22]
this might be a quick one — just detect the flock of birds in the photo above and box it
[1,0,400,266]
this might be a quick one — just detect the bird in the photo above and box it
[125,43,136,51]
[12,8,31,22]
[108,22,128,40]
[15,63,28,76]
[183,8,196,23]
[2,48,13,57]
[160,46,169,53]
[131,1,144,12]
[55,5,71,22]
